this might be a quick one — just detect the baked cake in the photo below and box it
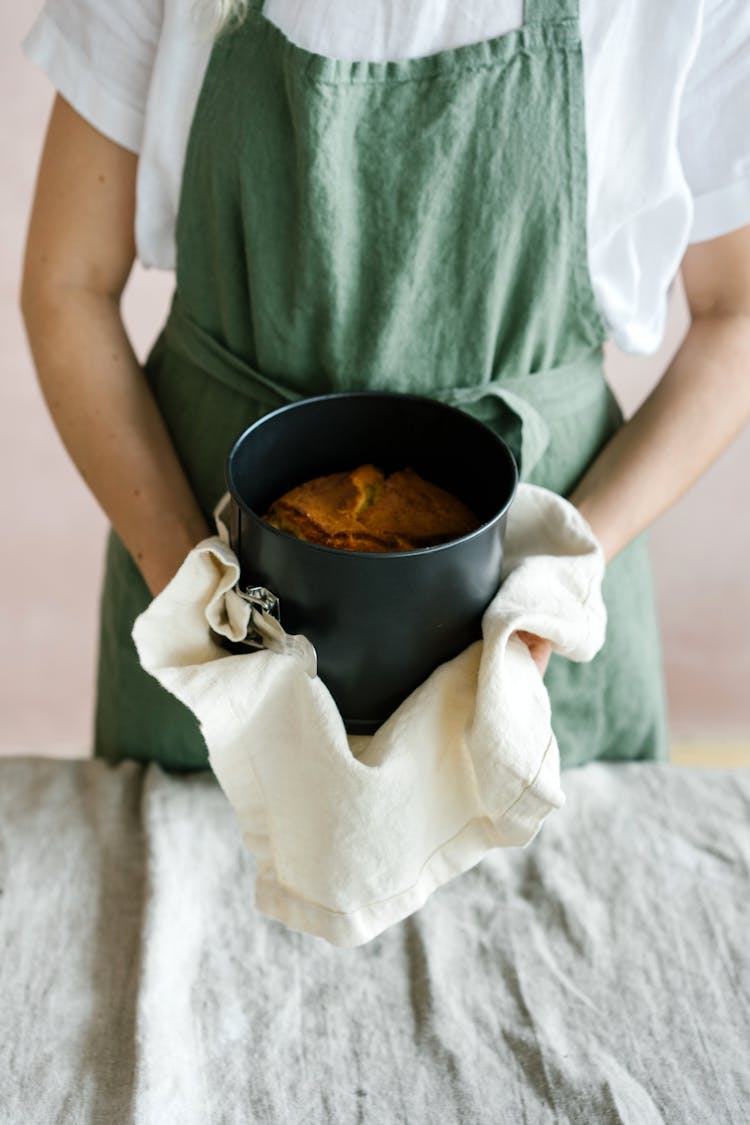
[263,464,479,552]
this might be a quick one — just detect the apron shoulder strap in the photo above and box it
[525,0,579,24]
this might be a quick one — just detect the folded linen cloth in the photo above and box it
[133,483,606,947]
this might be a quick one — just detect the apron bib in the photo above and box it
[95,0,669,769]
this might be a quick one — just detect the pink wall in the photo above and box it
[3,6,749,755]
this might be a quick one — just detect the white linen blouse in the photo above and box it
[22,0,750,354]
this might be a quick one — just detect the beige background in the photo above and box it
[3,6,750,756]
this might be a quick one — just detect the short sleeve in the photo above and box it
[678,0,750,243]
[21,0,164,155]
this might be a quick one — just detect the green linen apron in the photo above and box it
[95,0,669,770]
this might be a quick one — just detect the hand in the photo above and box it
[513,630,553,677]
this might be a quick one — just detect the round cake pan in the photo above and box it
[226,391,518,734]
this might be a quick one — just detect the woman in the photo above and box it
[20,0,750,770]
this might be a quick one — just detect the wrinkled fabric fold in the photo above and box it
[132,483,606,946]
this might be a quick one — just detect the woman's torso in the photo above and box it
[132,0,730,353]
[89,0,673,769]
[24,0,750,352]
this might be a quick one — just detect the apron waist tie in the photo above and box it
[164,295,607,479]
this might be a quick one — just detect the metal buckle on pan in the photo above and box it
[234,585,281,649]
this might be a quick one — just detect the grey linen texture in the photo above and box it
[0,759,748,1124]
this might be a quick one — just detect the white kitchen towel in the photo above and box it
[133,483,606,947]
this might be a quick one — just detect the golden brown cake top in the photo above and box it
[263,464,479,552]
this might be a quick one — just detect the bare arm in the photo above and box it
[20,95,210,596]
[567,225,750,562]
[520,224,750,676]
